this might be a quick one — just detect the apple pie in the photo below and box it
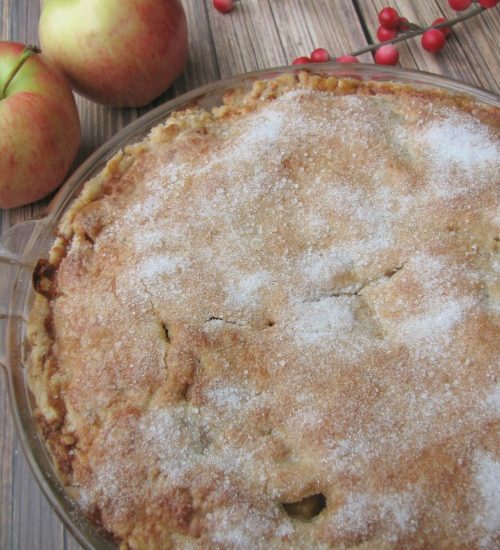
[28,72,500,549]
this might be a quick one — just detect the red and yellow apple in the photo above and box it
[39,0,189,107]
[0,42,80,209]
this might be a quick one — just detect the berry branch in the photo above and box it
[349,5,484,58]
[289,0,498,66]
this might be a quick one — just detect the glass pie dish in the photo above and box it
[0,64,498,549]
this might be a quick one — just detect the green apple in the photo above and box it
[39,0,188,107]
[0,42,80,209]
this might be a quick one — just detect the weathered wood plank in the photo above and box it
[13,431,65,550]
[207,0,289,76]
[0,378,15,550]
[172,0,221,92]
[268,0,373,63]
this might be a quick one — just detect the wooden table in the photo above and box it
[1,1,498,548]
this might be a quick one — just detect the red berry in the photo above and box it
[335,55,360,64]
[448,0,472,10]
[292,56,311,65]
[377,26,398,42]
[421,29,446,53]
[479,0,498,7]
[431,18,452,38]
[374,44,399,65]
[310,48,331,63]
[213,0,234,13]
[378,7,400,29]
[398,17,410,31]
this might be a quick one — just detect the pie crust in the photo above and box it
[28,72,500,549]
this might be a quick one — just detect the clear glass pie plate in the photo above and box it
[0,63,498,549]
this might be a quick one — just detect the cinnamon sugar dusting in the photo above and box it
[31,78,499,548]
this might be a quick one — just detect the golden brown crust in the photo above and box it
[28,73,500,549]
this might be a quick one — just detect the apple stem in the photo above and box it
[1,45,41,100]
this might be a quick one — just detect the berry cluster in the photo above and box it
[376,6,455,56]
[377,7,407,41]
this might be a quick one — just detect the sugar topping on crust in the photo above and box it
[28,74,500,549]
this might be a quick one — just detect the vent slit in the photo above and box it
[282,493,326,520]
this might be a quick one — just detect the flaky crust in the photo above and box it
[28,72,500,549]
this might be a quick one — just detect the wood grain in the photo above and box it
[0,1,498,548]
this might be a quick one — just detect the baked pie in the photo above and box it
[28,72,500,549]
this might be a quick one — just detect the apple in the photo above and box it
[39,0,189,108]
[0,42,80,209]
